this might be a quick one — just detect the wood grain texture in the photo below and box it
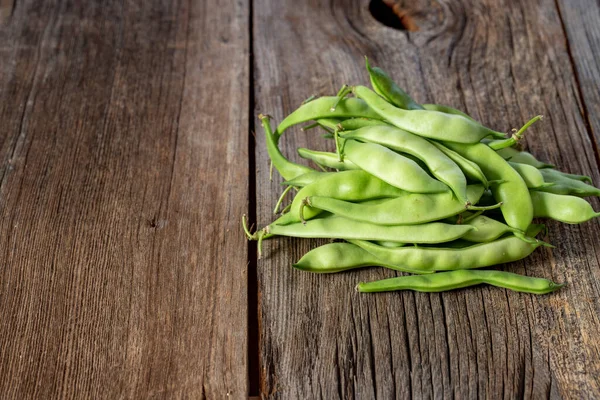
[0,0,249,398]
[253,0,600,398]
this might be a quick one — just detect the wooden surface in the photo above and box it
[1,0,600,398]
[0,0,249,398]
[254,0,600,398]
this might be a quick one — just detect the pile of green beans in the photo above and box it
[244,58,600,295]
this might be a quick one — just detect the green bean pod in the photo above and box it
[343,140,450,194]
[545,170,593,184]
[348,235,544,272]
[444,142,533,232]
[337,118,390,131]
[357,270,564,294]
[340,126,468,203]
[365,57,424,110]
[297,148,359,171]
[306,184,486,226]
[293,242,427,274]
[354,85,506,143]
[282,170,406,225]
[261,114,315,181]
[458,214,520,242]
[274,97,382,141]
[495,146,555,168]
[267,216,474,243]
[536,169,600,197]
[430,141,489,188]
[422,104,476,121]
[509,162,552,189]
[281,171,332,188]
[530,191,600,224]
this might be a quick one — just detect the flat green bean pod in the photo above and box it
[297,148,359,171]
[422,104,475,121]
[530,191,600,224]
[266,216,475,244]
[365,57,423,110]
[282,169,406,225]
[348,235,544,272]
[293,242,427,274]
[261,114,315,181]
[357,270,564,294]
[306,184,486,226]
[337,118,391,131]
[536,169,600,197]
[456,214,520,243]
[430,141,489,188]
[353,85,506,143]
[546,170,593,184]
[343,140,450,194]
[281,171,333,188]
[509,162,553,189]
[495,146,555,169]
[340,126,468,203]
[274,97,382,142]
[445,142,533,232]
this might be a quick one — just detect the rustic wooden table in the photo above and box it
[1,0,599,398]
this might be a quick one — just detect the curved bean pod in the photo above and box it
[458,214,520,242]
[260,114,315,181]
[530,191,600,224]
[337,118,391,131]
[343,140,450,193]
[267,216,475,244]
[536,169,600,197]
[341,126,467,203]
[354,85,506,143]
[495,146,555,168]
[348,235,544,272]
[306,185,486,226]
[430,141,489,188]
[365,57,423,110]
[444,142,533,232]
[293,242,427,274]
[297,148,359,171]
[509,162,552,189]
[357,270,564,294]
[422,104,475,121]
[283,169,406,225]
[274,97,382,141]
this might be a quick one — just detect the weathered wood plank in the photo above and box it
[0,0,249,398]
[253,0,600,398]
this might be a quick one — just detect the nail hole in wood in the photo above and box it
[369,0,418,32]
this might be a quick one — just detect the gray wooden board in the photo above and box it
[0,0,249,398]
[253,0,600,397]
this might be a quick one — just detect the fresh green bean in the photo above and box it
[282,169,406,225]
[281,171,332,188]
[530,191,600,224]
[343,140,450,194]
[495,146,555,168]
[293,242,427,274]
[348,235,544,272]
[353,85,506,143]
[274,97,382,142]
[266,216,475,243]
[444,142,533,232]
[337,118,391,131]
[430,141,489,188]
[545,170,592,184]
[305,184,487,226]
[365,57,424,110]
[357,270,564,294]
[260,114,315,181]
[422,104,475,121]
[455,213,520,242]
[509,162,553,189]
[297,148,359,171]
[340,126,468,203]
[536,169,600,197]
